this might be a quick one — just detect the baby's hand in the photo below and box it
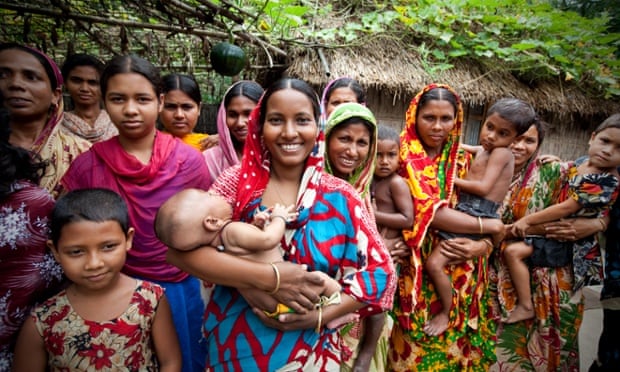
[271,203,298,223]
[252,210,271,229]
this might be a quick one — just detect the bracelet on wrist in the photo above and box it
[271,215,288,224]
[315,306,323,333]
[268,262,281,294]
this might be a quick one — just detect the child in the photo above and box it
[506,114,620,323]
[60,54,209,372]
[155,188,344,320]
[424,98,532,336]
[12,189,181,371]
[372,124,414,265]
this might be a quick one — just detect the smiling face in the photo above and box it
[415,99,456,158]
[375,138,400,179]
[325,87,359,118]
[261,88,318,171]
[510,124,540,171]
[49,220,133,293]
[160,89,200,138]
[226,95,256,143]
[327,121,371,180]
[0,48,61,124]
[588,127,620,169]
[104,72,162,140]
[479,112,519,151]
[65,65,101,108]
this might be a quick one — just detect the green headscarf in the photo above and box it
[324,102,378,197]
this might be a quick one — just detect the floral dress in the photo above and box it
[32,280,163,371]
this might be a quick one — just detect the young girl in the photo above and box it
[505,114,620,323]
[12,189,181,371]
[160,73,216,151]
[60,54,209,372]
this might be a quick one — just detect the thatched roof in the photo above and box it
[286,38,620,118]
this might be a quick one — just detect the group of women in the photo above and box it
[1,41,617,372]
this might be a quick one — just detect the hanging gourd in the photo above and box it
[210,42,247,76]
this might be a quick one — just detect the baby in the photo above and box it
[156,188,345,320]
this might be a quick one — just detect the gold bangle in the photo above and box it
[599,218,608,232]
[268,262,281,294]
[315,305,323,333]
[478,216,484,235]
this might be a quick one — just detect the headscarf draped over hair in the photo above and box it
[397,83,463,314]
[8,45,90,196]
[203,81,254,186]
[20,46,65,154]
[232,85,325,229]
[324,102,377,198]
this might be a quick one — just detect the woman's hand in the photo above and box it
[544,217,606,241]
[200,134,219,150]
[273,262,324,313]
[438,237,488,263]
[384,236,409,265]
[511,219,530,238]
[252,306,320,331]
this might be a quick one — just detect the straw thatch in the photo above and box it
[286,37,620,119]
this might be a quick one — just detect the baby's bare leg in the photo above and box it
[504,241,535,323]
[424,244,452,336]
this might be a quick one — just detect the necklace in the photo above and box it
[266,178,297,206]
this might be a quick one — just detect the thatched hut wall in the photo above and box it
[288,39,619,161]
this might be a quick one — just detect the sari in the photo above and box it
[178,132,209,151]
[62,110,118,143]
[19,47,91,198]
[389,84,495,371]
[205,92,395,371]
[491,156,614,371]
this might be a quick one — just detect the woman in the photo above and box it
[160,73,216,151]
[203,80,263,187]
[491,115,608,371]
[61,53,117,143]
[0,95,64,368]
[324,101,391,371]
[389,84,504,371]
[321,76,366,119]
[0,43,91,198]
[168,78,395,370]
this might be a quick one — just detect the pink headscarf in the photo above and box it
[203,81,262,186]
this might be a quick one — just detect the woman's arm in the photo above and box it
[512,198,582,237]
[542,216,609,241]
[166,247,323,312]
[152,295,182,372]
[251,292,365,332]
